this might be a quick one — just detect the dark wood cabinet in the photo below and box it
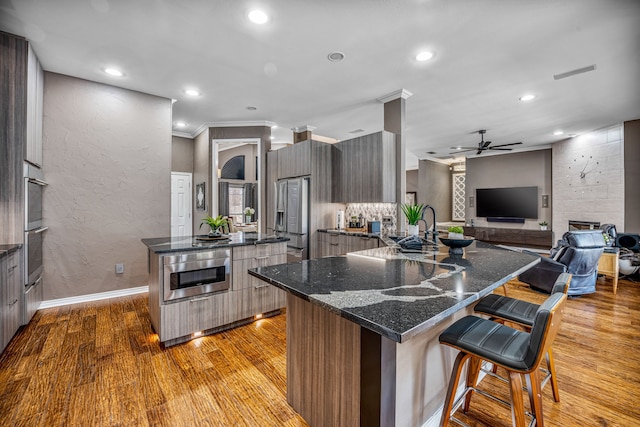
[331,131,396,203]
[463,226,553,249]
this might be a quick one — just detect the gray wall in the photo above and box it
[406,169,418,201]
[624,119,640,233]
[42,72,171,299]
[192,129,210,231]
[466,149,552,229]
[171,135,194,172]
[418,159,452,223]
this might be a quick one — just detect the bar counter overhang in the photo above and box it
[249,241,540,427]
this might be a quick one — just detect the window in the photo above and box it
[228,185,244,224]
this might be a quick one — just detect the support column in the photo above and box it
[292,125,316,144]
[378,89,412,233]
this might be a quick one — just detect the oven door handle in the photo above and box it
[28,177,48,186]
[34,227,49,234]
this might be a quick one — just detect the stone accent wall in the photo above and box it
[552,124,624,236]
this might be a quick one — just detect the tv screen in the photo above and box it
[476,186,538,219]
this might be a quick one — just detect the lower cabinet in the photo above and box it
[23,276,42,325]
[1,250,22,353]
[317,233,379,257]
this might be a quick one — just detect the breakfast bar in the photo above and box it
[249,241,540,427]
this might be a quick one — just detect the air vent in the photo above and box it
[349,128,364,134]
[553,64,596,80]
[426,151,436,155]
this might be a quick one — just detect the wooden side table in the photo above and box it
[598,248,620,294]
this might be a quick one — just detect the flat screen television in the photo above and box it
[476,186,538,219]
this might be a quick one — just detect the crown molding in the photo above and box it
[172,130,193,139]
[377,88,413,103]
[178,120,277,140]
[291,125,316,133]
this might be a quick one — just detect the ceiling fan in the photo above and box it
[449,130,522,155]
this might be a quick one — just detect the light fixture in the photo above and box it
[270,136,275,140]
[192,331,203,337]
[248,10,268,24]
[327,52,345,62]
[271,124,278,129]
[255,313,263,320]
[184,89,200,96]
[175,122,187,128]
[104,67,123,77]
[553,130,564,136]
[416,51,434,62]
[519,94,535,101]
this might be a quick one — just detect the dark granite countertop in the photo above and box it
[141,233,289,254]
[249,240,540,343]
[0,243,22,258]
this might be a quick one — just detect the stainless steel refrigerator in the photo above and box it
[274,177,309,261]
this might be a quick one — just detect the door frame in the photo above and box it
[171,171,193,238]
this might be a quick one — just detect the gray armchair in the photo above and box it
[518,230,605,296]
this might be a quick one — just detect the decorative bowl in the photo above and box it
[439,237,474,255]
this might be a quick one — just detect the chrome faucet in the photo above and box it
[421,205,437,242]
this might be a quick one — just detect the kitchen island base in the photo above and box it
[286,294,472,427]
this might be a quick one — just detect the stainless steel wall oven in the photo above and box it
[24,163,48,287]
[163,249,231,302]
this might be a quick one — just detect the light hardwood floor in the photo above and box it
[0,275,638,426]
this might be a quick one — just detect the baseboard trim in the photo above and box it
[39,286,148,309]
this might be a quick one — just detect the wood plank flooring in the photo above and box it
[0,274,638,426]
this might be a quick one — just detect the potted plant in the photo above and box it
[539,221,548,231]
[200,215,228,236]
[401,203,424,236]
[447,226,465,240]
[243,207,255,223]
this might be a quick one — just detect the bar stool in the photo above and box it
[439,292,567,427]
[473,272,572,402]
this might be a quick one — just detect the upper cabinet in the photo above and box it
[276,140,311,178]
[332,131,396,203]
[25,44,44,167]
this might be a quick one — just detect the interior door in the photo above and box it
[171,172,192,238]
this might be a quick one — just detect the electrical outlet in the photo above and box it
[115,263,124,274]
[382,216,393,225]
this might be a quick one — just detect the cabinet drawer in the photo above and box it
[249,284,286,314]
[233,242,287,260]
[232,253,286,290]
[160,291,229,341]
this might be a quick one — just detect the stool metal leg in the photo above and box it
[508,371,526,427]
[441,351,472,427]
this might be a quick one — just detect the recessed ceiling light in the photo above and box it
[271,124,278,129]
[246,106,257,111]
[104,68,123,77]
[175,122,187,128]
[553,130,564,136]
[416,51,434,62]
[519,94,536,101]
[327,52,345,62]
[270,136,275,140]
[184,89,200,96]
[248,10,268,24]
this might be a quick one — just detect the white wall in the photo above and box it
[552,124,624,235]
[42,72,172,299]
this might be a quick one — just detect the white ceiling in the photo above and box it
[2,0,639,168]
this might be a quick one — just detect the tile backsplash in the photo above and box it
[346,203,397,234]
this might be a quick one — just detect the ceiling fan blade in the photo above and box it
[476,149,483,155]
[448,148,476,154]
[491,141,523,148]
[482,140,492,149]
[449,146,478,150]
[487,147,514,151]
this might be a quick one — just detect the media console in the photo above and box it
[463,226,553,250]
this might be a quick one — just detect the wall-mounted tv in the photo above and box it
[476,186,538,219]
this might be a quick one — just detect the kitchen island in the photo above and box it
[249,240,540,427]
[142,233,289,346]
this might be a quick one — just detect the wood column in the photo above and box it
[292,125,316,144]
[379,89,412,233]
